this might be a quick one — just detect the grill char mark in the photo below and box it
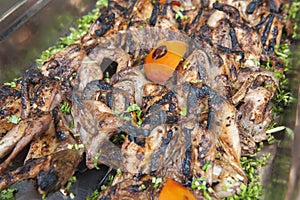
[246,0,263,14]
[213,2,240,20]
[228,21,239,50]
[261,14,275,46]
[182,128,192,180]
[149,1,160,26]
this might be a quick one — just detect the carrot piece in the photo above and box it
[144,40,186,84]
[158,179,197,200]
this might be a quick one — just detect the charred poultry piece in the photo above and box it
[0,0,291,199]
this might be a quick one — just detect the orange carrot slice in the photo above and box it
[158,179,197,200]
[144,41,186,84]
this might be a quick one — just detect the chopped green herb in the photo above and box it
[179,107,187,116]
[191,177,207,190]
[108,174,115,185]
[13,77,22,82]
[141,184,146,190]
[152,177,162,189]
[69,192,75,199]
[117,168,122,176]
[251,59,260,66]
[183,61,190,70]
[226,155,271,200]
[265,57,273,71]
[111,133,125,145]
[175,7,188,20]
[96,0,109,7]
[0,188,17,200]
[125,104,141,113]
[93,151,101,170]
[7,115,21,124]
[4,81,17,88]
[120,115,131,121]
[74,144,84,150]
[104,72,110,83]
[69,120,75,129]
[60,102,71,115]
[203,190,213,200]
[124,104,143,126]
[66,176,77,191]
[267,135,276,144]
[287,2,300,38]
[191,177,214,200]
[100,185,107,191]
[42,194,47,200]
[202,160,211,172]
[86,189,100,200]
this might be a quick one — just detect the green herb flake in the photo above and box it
[93,151,101,170]
[141,184,146,190]
[69,192,75,199]
[125,104,141,113]
[202,160,211,172]
[175,7,188,20]
[100,185,107,191]
[183,61,190,70]
[226,155,270,200]
[124,104,143,126]
[152,177,162,188]
[96,0,108,7]
[288,2,300,38]
[4,81,17,88]
[42,194,47,200]
[86,189,100,200]
[74,144,84,150]
[251,59,260,66]
[0,188,17,200]
[65,176,77,191]
[191,177,207,191]
[108,174,115,185]
[7,115,21,124]
[60,102,71,115]
[69,120,75,129]
[203,190,212,200]
[117,168,122,176]
[179,107,187,116]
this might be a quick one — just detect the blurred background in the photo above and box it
[0,0,97,83]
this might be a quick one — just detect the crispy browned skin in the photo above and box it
[0,0,291,199]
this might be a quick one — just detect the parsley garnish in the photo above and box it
[93,151,101,170]
[152,177,162,189]
[0,188,17,200]
[7,115,21,124]
[4,81,17,88]
[60,102,71,114]
[179,107,187,116]
[123,104,143,126]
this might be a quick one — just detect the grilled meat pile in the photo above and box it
[0,0,292,199]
